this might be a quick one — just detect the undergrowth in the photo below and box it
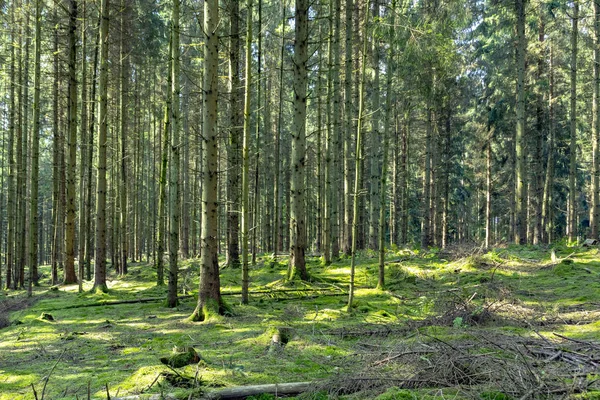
[0,244,599,399]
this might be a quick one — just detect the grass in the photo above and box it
[1,244,600,399]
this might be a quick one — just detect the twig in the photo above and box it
[553,332,600,349]
[31,383,39,400]
[105,383,111,400]
[143,374,160,393]
[41,348,65,400]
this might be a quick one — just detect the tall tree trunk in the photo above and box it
[343,0,353,256]
[64,0,78,284]
[368,0,381,251]
[378,0,395,289]
[168,0,181,308]
[29,0,42,295]
[156,34,172,286]
[86,16,101,281]
[421,104,432,248]
[120,0,129,276]
[191,0,224,321]
[274,0,286,259]
[532,8,545,245]
[568,1,578,243]
[485,115,492,249]
[227,0,241,268]
[515,0,527,245]
[93,0,110,293]
[241,0,253,304]
[593,0,600,238]
[348,0,368,310]
[287,0,309,281]
[251,0,262,266]
[331,0,341,260]
[78,0,88,292]
[6,0,17,289]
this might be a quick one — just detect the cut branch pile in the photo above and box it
[323,331,600,398]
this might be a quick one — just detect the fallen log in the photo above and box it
[45,295,195,311]
[203,381,314,399]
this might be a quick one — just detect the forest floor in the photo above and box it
[1,244,600,399]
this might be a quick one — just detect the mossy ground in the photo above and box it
[1,244,599,399]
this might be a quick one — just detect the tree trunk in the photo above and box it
[64,0,79,285]
[241,0,253,304]
[568,1,578,243]
[593,1,600,239]
[368,0,381,251]
[167,0,181,308]
[93,0,111,293]
[287,0,309,281]
[227,0,241,268]
[120,0,129,276]
[191,0,224,321]
[343,0,353,256]
[29,0,42,295]
[348,1,368,310]
[515,0,527,245]
[378,0,395,289]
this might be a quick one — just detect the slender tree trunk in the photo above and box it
[251,0,262,266]
[533,9,545,245]
[64,0,79,284]
[288,0,309,281]
[485,117,492,249]
[167,0,181,308]
[515,0,527,245]
[331,0,341,260]
[241,0,253,304]
[120,0,129,276]
[28,0,42,295]
[593,1,600,238]
[156,36,172,286]
[78,0,88,292]
[227,0,241,268]
[568,1,578,243]
[378,0,395,289]
[93,0,110,293]
[191,0,223,321]
[348,1,368,310]
[6,0,16,289]
[273,0,286,259]
[368,0,381,251]
[343,0,353,256]
[86,17,100,281]
[421,104,432,248]
[543,45,555,243]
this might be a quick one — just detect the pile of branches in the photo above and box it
[323,331,600,398]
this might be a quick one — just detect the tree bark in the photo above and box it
[241,0,253,304]
[93,0,111,293]
[191,0,224,321]
[167,0,181,308]
[288,0,309,281]
[514,0,527,245]
[29,0,42,295]
[568,1,578,243]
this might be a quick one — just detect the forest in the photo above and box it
[2,0,600,398]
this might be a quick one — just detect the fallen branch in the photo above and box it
[41,349,65,400]
[45,296,195,311]
[203,381,314,399]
